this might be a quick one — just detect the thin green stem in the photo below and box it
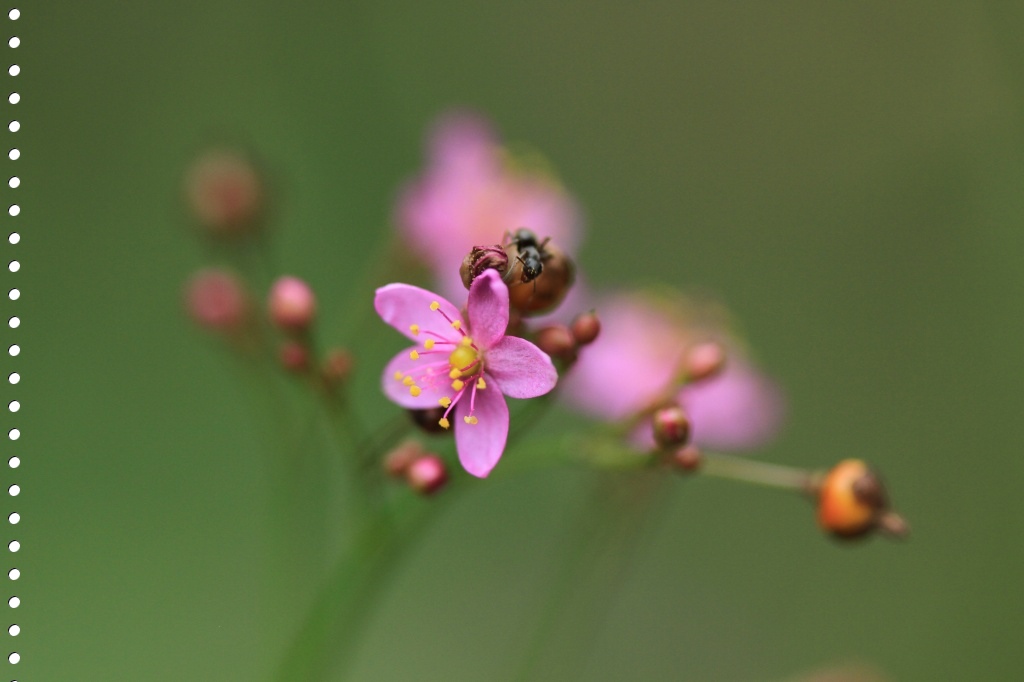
[699,450,813,492]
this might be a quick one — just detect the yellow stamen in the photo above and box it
[476,377,487,389]
[393,371,404,381]
[409,324,420,335]
[451,379,465,391]
[460,336,473,347]
[451,320,461,330]
[449,368,461,380]
[402,376,414,386]
[438,397,451,408]
[430,301,440,311]
[409,350,420,360]
[438,417,450,430]
[424,339,435,350]
[463,415,478,425]
[409,385,421,397]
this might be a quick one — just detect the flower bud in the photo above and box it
[278,340,309,373]
[384,440,424,478]
[268,276,316,331]
[321,347,353,387]
[652,404,691,449]
[817,459,907,539]
[184,149,264,236]
[570,311,601,346]
[535,325,576,362]
[506,241,575,316]
[408,407,452,434]
[460,244,509,290]
[684,341,726,382]
[184,268,249,332]
[406,454,448,495]
[671,444,702,472]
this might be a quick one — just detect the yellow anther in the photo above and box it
[438,417,450,430]
[461,336,473,347]
[430,301,440,311]
[449,368,461,379]
[402,376,414,386]
[451,320,462,330]
[409,385,421,397]
[451,379,465,391]
[424,339,435,350]
[393,371,404,381]
[409,350,420,360]
[476,377,487,389]
[409,324,420,336]
[438,397,452,408]
[463,415,479,425]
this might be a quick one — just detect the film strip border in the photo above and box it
[6,7,19,674]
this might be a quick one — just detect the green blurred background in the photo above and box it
[13,1,1024,679]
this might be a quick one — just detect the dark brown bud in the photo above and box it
[383,440,424,478]
[460,245,509,290]
[684,342,726,382]
[321,348,353,386]
[652,405,690,449]
[408,406,451,434]
[506,241,575,316]
[671,444,702,472]
[570,311,601,346]
[406,455,448,495]
[535,325,577,362]
[278,341,310,373]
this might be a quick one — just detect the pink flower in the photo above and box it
[375,269,558,477]
[560,293,784,451]
[395,111,583,299]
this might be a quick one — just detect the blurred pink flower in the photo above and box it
[560,293,784,451]
[396,111,583,298]
[375,269,558,477]
[184,268,249,332]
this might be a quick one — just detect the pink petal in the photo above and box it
[467,269,509,349]
[679,362,785,451]
[381,349,449,410]
[454,377,509,478]
[375,283,463,343]
[485,336,558,399]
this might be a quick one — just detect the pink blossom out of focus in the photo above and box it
[184,268,249,332]
[184,150,263,234]
[268,276,317,331]
[375,269,558,478]
[395,111,583,299]
[560,292,784,451]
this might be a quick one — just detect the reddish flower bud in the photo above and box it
[184,150,264,236]
[184,268,249,332]
[384,440,424,478]
[671,444,702,472]
[278,341,309,373]
[268,276,316,331]
[406,454,448,495]
[535,324,577,362]
[570,311,601,346]
[817,459,908,540]
[460,244,509,290]
[408,407,451,434]
[684,341,726,382]
[652,404,691,449]
[321,348,353,386]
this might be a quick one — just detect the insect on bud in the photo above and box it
[652,404,691,449]
[406,454,449,495]
[505,234,576,316]
[534,325,577,362]
[184,149,265,236]
[817,459,908,540]
[384,440,425,478]
[570,311,601,346]
[184,268,249,333]
[268,276,317,332]
[684,341,726,382]
[278,340,310,373]
[321,347,353,387]
[671,444,702,472]
[460,245,509,290]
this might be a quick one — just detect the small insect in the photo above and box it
[503,228,551,285]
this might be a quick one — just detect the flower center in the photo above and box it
[392,301,489,430]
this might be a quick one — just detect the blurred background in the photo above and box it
[12,1,1024,679]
